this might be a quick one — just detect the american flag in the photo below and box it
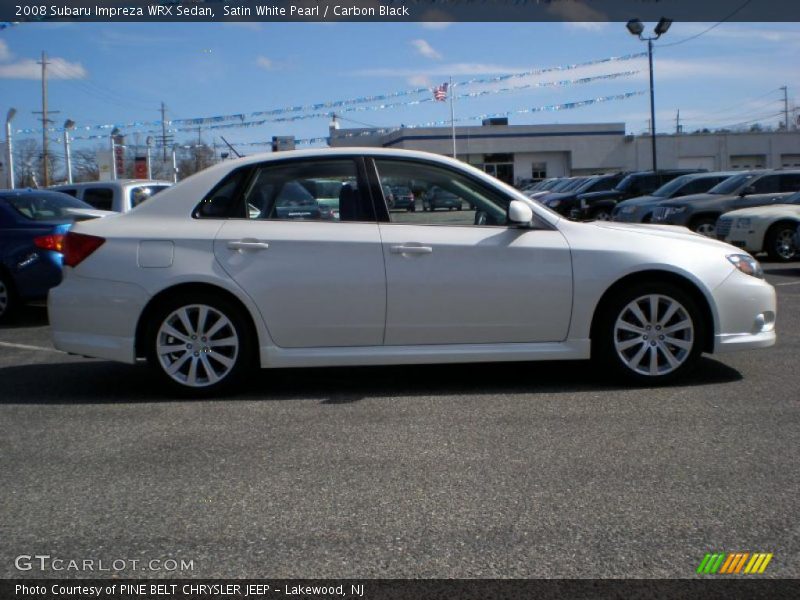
[433,82,448,102]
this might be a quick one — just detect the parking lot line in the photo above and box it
[774,281,800,287]
[0,341,63,353]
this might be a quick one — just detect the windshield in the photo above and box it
[575,177,600,193]
[561,178,587,192]
[708,173,756,195]
[652,175,692,198]
[4,191,94,221]
[548,179,574,192]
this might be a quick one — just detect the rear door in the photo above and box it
[211,157,386,348]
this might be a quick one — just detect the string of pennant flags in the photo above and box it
[65,91,644,148]
[61,72,641,141]
[14,52,648,136]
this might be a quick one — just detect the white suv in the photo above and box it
[50,180,172,213]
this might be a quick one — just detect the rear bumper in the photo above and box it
[49,273,150,364]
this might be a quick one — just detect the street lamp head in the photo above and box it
[654,17,673,36]
[6,108,17,122]
[111,127,120,136]
[626,19,644,37]
[145,136,153,147]
[64,119,76,130]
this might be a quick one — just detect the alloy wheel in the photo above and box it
[155,304,239,388]
[594,211,612,221]
[613,294,694,377]
[773,228,797,260]
[695,222,716,237]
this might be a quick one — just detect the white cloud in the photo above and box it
[563,22,608,32]
[255,56,273,70]
[410,39,442,60]
[420,22,452,30]
[359,62,519,77]
[407,75,432,87]
[665,23,800,45]
[0,55,87,80]
[0,39,11,62]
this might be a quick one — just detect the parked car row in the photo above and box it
[716,191,800,261]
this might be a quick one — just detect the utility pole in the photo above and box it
[33,51,59,187]
[160,101,168,161]
[780,86,789,130]
[676,109,681,134]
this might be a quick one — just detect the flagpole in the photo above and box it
[449,76,456,159]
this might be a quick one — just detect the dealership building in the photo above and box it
[328,120,800,185]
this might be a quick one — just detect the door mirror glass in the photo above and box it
[508,200,533,225]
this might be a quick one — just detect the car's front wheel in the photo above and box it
[691,217,717,237]
[764,221,798,262]
[146,292,254,396]
[593,283,704,384]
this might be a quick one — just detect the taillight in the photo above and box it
[63,232,105,268]
[34,234,66,253]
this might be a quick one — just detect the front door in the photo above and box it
[371,158,573,346]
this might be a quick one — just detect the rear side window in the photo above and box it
[195,168,250,218]
[751,175,779,194]
[82,188,114,210]
[779,174,800,193]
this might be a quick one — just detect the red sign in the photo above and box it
[134,156,148,179]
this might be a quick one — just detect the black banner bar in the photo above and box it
[3,0,800,23]
[3,579,800,600]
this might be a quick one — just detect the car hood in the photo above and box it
[578,190,623,201]
[590,221,738,251]
[721,204,800,220]
[656,192,723,208]
[615,195,660,208]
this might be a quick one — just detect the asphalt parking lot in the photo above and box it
[1,263,798,579]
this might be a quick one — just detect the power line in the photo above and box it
[657,0,755,48]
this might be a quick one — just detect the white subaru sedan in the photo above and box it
[48,149,776,395]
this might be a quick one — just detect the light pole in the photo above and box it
[626,17,672,172]
[5,108,16,189]
[63,119,75,184]
[110,127,121,180]
[145,136,153,179]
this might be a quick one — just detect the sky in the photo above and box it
[0,20,798,154]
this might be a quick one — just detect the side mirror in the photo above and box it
[740,185,756,197]
[508,200,533,226]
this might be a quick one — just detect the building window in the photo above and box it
[531,163,547,181]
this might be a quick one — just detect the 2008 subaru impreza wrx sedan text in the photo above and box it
[48,149,777,395]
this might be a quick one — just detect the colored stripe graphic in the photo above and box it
[699,552,773,574]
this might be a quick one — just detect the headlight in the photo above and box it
[548,199,561,208]
[664,206,686,216]
[735,218,751,228]
[727,254,764,279]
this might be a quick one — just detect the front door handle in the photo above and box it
[390,244,433,255]
[227,239,270,252]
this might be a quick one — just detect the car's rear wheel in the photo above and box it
[691,217,717,237]
[593,283,704,384]
[0,272,16,322]
[146,292,254,396]
[764,221,798,262]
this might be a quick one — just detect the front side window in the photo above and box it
[750,175,779,194]
[373,159,510,227]
[779,174,800,193]
[243,159,371,222]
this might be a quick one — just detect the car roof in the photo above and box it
[51,180,172,189]
[0,188,81,200]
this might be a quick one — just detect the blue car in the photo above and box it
[0,189,105,321]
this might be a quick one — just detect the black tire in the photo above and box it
[592,282,705,385]
[592,210,612,221]
[457,206,462,211]
[145,291,255,397]
[690,216,718,237]
[0,271,17,323]
[764,221,799,262]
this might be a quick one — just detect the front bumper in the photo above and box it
[49,273,150,364]
[711,268,776,353]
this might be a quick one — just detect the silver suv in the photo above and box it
[50,179,172,213]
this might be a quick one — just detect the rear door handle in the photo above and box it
[390,244,433,255]
[227,239,270,252]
